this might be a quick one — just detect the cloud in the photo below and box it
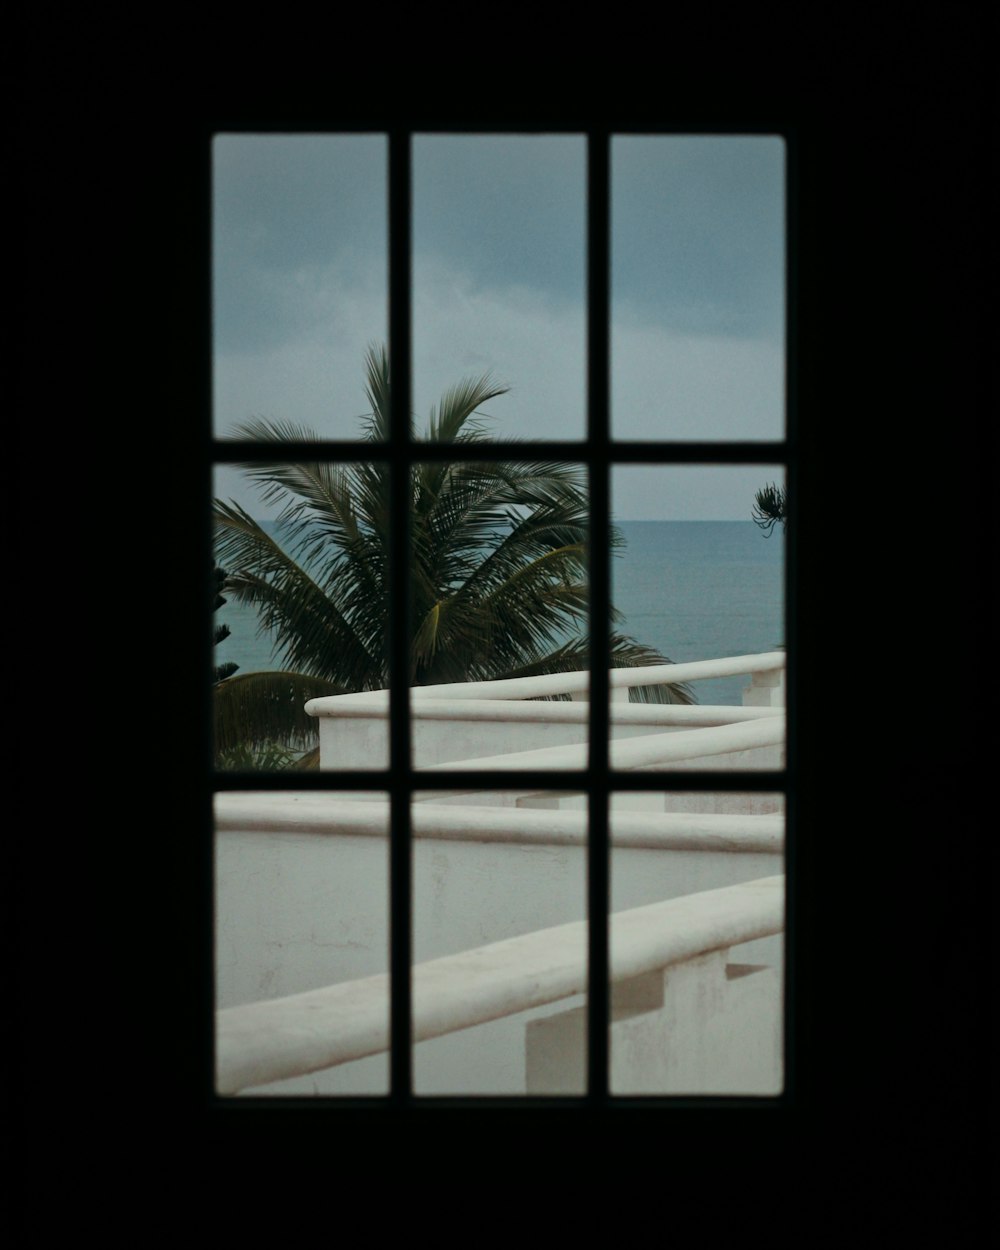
[412,258,585,439]
[214,260,783,517]
[611,312,785,441]
[611,464,786,521]
[213,263,388,437]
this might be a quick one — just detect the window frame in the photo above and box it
[208,123,795,1109]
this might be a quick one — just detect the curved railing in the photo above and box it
[305,650,786,714]
[302,651,786,772]
[216,875,784,1095]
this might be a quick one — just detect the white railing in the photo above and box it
[306,650,786,711]
[303,651,786,773]
[216,875,784,1095]
[217,652,787,1094]
[215,793,783,853]
[307,697,779,724]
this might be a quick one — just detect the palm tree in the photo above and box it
[213,344,693,763]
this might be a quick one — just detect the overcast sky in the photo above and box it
[213,133,785,519]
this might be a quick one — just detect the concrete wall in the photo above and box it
[527,953,781,1095]
[317,709,784,774]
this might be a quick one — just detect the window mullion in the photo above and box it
[586,129,611,1102]
[388,128,413,1103]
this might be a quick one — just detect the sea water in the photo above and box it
[609,521,784,704]
[213,521,784,707]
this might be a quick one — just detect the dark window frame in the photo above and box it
[209,123,795,1110]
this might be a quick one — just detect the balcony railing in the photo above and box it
[217,876,783,1095]
[215,652,787,1095]
[303,649,786,774]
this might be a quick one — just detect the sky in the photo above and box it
[213,134,785,520]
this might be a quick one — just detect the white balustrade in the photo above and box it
[216,793,784,853]
[217,653,788,1095]
[304,651,787,772]
[216,876,783,1096]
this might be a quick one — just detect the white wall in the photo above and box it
[216,819,782,1094]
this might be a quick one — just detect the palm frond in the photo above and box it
[214,502,384,687]
[609,634,695,704]
[362,341,392,441]
[431,462,587,596]
[215,741,302,771]
[427,374,510,443]
[752,482,786,536]
[213,670,345,759]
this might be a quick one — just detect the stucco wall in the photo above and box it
[216,819,782,1094]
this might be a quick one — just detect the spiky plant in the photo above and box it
[752,482,787,536]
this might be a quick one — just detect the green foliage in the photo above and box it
[214,344,694,764]
[214,739,305,771]
[213,670,343,760]
[213,566,240,684]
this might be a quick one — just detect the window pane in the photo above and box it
[212,134,388,441]
[608,465,785,770]
[411,790,587,1095]
[214,791,390,1096]
[408,458,591,774]
[212,459,389,773]
[608,790,784,1095]
[413,135,586,441]
[611,135,785,441]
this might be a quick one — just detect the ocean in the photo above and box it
[214,521,784,707]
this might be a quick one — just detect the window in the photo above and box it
[210,127,792,1103]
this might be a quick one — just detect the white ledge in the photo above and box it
[305,652,786,716]
[306,697,781,725]
[214,794,784,852]
[216,876,784,1094]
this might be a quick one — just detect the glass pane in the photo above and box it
[608,465,785,771]
[411,790,587,1095]
[413,135,585,441]
[612,135,785,441]
[212,459,389,772]
[608,790,784,1095]
[214,790,390,1096]
[212,134,387,446]
[409,459,590,774]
